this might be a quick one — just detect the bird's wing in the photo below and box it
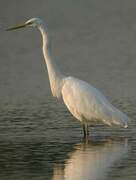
[61,77,128,127]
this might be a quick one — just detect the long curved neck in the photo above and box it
[38,24,65,98]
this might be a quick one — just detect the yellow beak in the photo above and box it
[6,23,27,31]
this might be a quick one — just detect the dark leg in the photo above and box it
[82,124,89,138]
[86,124,89,137]
[83,124,86,138]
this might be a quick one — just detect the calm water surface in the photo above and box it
[0,0,136,179]
[0,97,135,180]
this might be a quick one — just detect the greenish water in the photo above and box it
[0,97,135,180]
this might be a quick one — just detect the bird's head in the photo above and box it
[6,17,43,31]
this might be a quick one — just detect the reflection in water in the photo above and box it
[53,139,128,180]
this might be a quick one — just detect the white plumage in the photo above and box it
[62,76,128,127]
[7,18,129,138]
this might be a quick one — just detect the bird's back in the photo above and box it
[61,77,129,127]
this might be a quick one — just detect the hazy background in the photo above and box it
[0,0,136,102]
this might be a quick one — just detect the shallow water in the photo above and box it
[0,98,135,180]
[0,0,136,179]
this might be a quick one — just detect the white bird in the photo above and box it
[7,18,129,138]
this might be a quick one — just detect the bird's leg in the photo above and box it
[83,124,86,138]
[86,124,89,137]
[82,124,89,139]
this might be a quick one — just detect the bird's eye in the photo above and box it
[27,22,33,25]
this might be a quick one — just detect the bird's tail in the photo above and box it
[102,105,130,128]
[111,108,130,128]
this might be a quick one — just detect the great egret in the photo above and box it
[7,18,129,138]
